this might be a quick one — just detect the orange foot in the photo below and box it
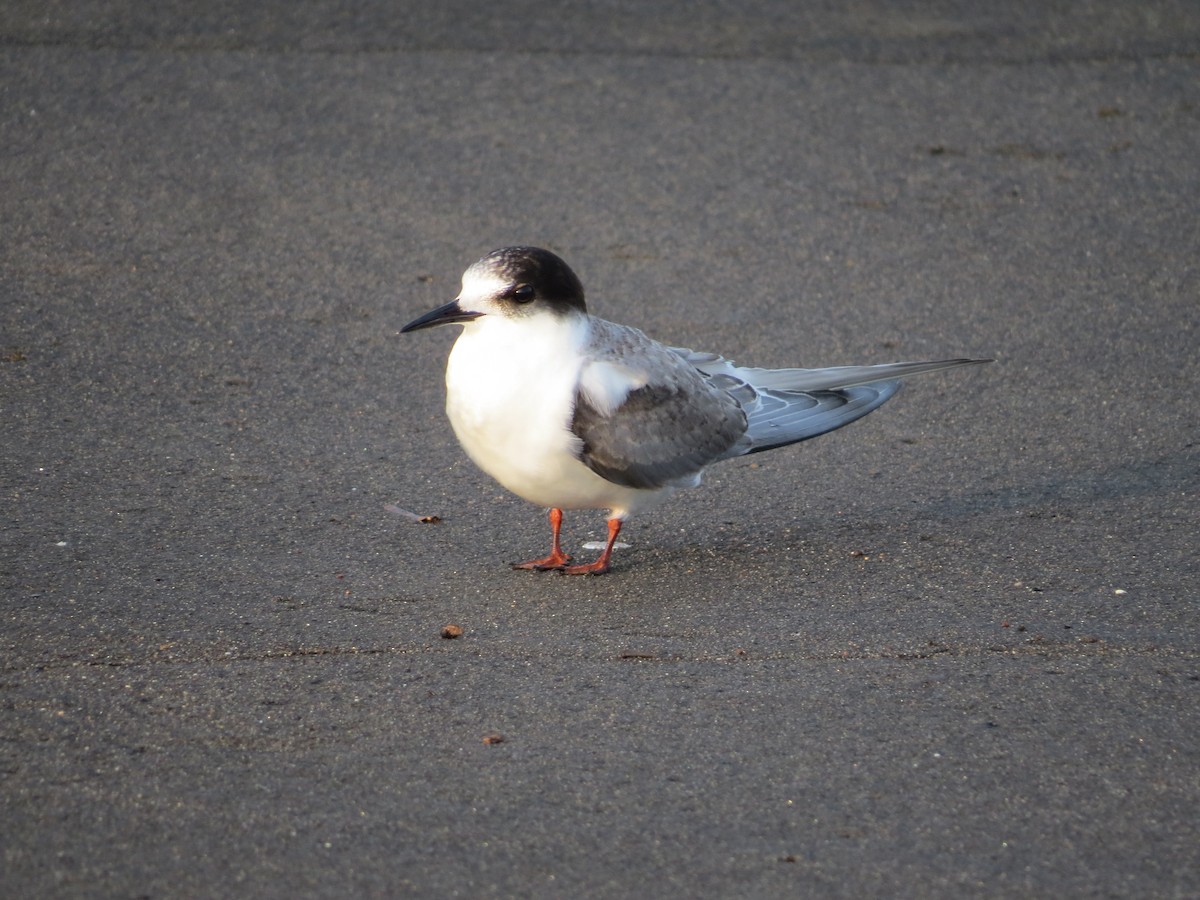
[512,508,571,571]
[512,549,572,571]
[559,517,622,576]
[560,558,611,576]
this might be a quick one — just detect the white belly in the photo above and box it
[444,316,653,516]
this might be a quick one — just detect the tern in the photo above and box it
[401,246,989,575]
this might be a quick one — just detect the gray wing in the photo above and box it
[722,376,902,456]
[672,349,991,458]
[678,350,991,392]
[570,323,747,490]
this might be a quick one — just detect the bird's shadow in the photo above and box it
[912,446,1196,520]
[632,446,1196,573]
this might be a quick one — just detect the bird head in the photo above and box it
[401,246,587,333]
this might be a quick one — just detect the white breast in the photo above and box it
[444,313,654,516]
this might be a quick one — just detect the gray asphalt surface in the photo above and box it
[3,3,1198,897]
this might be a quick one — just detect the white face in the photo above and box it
[448,247,586,323]
[456,266,511,315]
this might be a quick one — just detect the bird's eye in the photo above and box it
[509,284,535,303]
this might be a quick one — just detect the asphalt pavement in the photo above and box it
[2,3,1198,897]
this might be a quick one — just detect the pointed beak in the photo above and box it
[400,299,484,333]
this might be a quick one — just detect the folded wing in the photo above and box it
[570,324,746,490]
[673,349,991,458]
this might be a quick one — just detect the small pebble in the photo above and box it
[441,624,463,639]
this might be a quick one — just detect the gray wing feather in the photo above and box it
[732,380,901,456]
[572,381,746,489]
[570,323,746,490]
[676,350,991,392]
[675,350,990,458]
[570,324,989,486]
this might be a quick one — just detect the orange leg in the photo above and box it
[512,508,573,570]
[561,517,622,576]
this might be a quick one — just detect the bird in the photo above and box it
[401,246,990,575]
